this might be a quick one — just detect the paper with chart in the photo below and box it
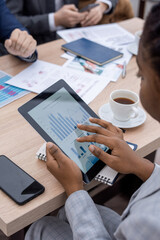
[58,23,134,45]
[0,70,29,108]
[63,44,131,82]
[6,60,111,104]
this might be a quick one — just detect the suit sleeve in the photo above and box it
[107,0,118,14]
[65,190,112,240]
[6,0,50,35]
[18,50,38,63]
[115,214,160,240]
[0,1,25,41]
[0,2,37,62]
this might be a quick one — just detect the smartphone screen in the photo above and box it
[0,155,45,205]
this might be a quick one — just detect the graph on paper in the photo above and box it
[0,71,29,108]
[28,87,108,173]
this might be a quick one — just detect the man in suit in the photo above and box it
[0,1,37,62]
[25,3,160,240]
[6,0,119,44]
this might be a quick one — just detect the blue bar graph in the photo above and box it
[80,146,86,153]
[71,148,80,158]
[49,106,90,141]
[80,107,90,119]
[49,115,68,138]
[70,117,78,127]
[58,113,74,131]
[51,127,63,141]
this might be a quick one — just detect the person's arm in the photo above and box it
[6,0,51,35]
[0,2,37,62]
[65,190,112,240]
[54,4,88,28]
[6,1,88,34]
[80,0,118,26]
[45,118,155,239]
[0,0,25,41]
[4,29,37,62]
[104,0,118,14]
[77,118,154,182]
[46,142,111,240]
[115,164,160,240]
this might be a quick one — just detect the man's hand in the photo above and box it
[46,142,83,196]
[77,118,154,181]
[4,29,37,58]
[81,2,108,27]
[54,4,88,27]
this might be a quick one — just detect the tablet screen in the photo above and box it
[28,87,108,174]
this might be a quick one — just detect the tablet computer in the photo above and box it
[18,80,110,183]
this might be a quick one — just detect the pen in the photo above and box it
[122,61,126,78]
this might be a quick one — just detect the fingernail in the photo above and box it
[89,145,95,152]
[47,142,54,149]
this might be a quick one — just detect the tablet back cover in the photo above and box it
[62,38,123,65]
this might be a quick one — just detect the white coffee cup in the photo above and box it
[109,89,139,122]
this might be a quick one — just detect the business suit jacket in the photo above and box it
[6,0,117,45]
[0,1,37,61]
[65,164,160,239]
[0,1,25,42]
[6,0,79,44]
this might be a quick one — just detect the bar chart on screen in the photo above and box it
[48,106,90,141]
[28,87,108,173]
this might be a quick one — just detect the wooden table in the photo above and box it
[0,18,160,238]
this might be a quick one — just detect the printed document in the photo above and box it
[6,60,110,104]
[0,70,28,108]
[57,23,134,45]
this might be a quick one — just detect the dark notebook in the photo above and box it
[62,38,123,66]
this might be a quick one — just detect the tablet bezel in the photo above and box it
[18,79,109,183]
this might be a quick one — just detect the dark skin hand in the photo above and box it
[46,142,83,197]
[46,118,154,197]
[77,118,154,182]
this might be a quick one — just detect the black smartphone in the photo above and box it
[0,155,45,205]
[79,3,99,12]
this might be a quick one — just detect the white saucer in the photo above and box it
[98,103,146,128]
[127,42,138,56]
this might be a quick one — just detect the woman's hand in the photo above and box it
[46,142,83,196]
[78,117,124,139]
[77,118,154,181]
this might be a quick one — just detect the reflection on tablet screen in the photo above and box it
[28,87,108,174]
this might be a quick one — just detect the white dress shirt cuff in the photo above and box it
[48,13,64,32]
[48,13,56,32]
[98,0,112,14]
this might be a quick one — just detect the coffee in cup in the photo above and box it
[109,89,139,122]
